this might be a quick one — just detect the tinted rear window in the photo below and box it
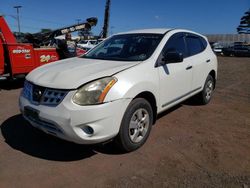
[185,34,207,57]
[186,36,204,56]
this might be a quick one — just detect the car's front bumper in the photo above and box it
[19,91,131,144]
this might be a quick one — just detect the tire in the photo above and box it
[197,75,215,105]
[115,98,153,152]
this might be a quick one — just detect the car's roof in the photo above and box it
[115,28,206,39]
[117,28,172,35]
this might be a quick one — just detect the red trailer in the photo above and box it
[0,16,97,79]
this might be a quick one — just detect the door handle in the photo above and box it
[186,65,192,70]
[206,59,211,63]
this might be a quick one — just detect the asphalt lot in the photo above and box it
[0,56,249,188]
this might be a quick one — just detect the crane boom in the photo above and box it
[24,17,98,47]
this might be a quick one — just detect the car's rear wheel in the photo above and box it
[115,98,153,152]
[197,75,214,105]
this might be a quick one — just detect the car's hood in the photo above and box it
[26,57,139,89]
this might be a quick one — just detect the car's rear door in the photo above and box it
[185,34,210,91]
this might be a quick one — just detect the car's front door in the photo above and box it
[157,33,193,110]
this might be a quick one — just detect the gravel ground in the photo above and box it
[0,56,249,188]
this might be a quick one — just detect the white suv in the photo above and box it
[19,29,217,152]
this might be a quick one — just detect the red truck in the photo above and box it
[0,16,97,79]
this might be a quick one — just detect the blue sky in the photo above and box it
[0,0,249,35]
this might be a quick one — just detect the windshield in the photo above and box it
[82,33,163,61]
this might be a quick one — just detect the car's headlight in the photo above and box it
[72,77,117,105]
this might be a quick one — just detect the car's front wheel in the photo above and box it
[115,98,153,152]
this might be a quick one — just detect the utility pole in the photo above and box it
[76,19,81,37]
[76,19,81,24]
[102,0,110,38]
[13,5,22,35]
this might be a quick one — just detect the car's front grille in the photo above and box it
[22,81,68,106]
[32,84,46,103]
[42,89,69,106]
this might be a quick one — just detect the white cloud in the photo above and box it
[154,15,160,20]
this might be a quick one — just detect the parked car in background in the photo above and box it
[19,29,217,152]
[222,45,234,56]
[77,40,97,49]
[234,44,250,57]
[212,42,223,54]
[222,42,250,57]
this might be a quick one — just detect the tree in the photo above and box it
[40,28,52,33]
[237,9,250,34]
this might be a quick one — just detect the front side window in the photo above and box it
[83,34,163,61]
[163,33,187,58]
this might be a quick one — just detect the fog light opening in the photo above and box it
[81,126,94,136]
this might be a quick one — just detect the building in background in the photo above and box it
[206,34,250,46]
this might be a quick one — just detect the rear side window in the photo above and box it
[185,35,207,56]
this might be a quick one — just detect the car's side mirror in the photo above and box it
[161,51,184,64]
